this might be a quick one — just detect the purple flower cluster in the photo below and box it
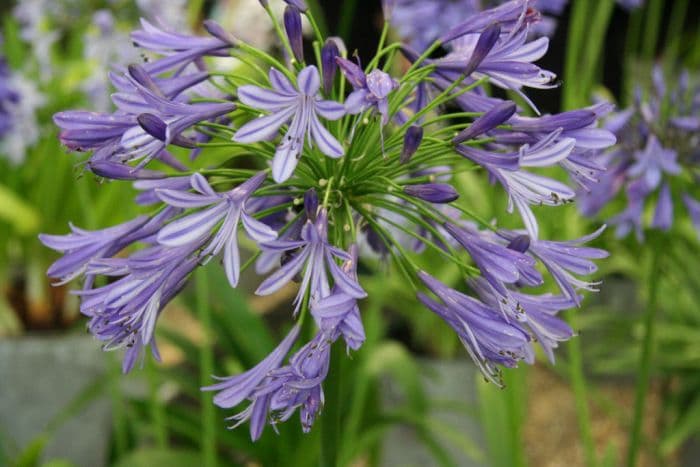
[42,0,611,439]
[579,66,700,239]
[387,0,644,49]
[0,58,19,139]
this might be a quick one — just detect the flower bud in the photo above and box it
[401,125,424,163]
[321,39,340,95]
[284,6,304,63]
[203,20,238,46]
[284,0,308,12]
[137,113,167,141]
[137,113,196,148]
[506,235,530,253]
[453,101,516,144]
[464,23,501,75]
[304,188,319,221]
[89,160,165,180]
[404,183,459,204]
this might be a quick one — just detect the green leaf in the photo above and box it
[112,448,201,467]
[0,184,41,235]
[40,460,77,467]
[661,394,700,455]
[14,435,48,467]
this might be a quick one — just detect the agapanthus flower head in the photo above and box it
[580,65,700,239]
[44,0,610,440]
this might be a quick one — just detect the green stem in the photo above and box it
[264,4,297,68]
[305,0,328,42]
[664,0,690,65]
[579,0,615,103]
[196,270,217,467]
[109,355,128,457]
[642,0,664,59]
[147,358,168,448]
[320,343,343,467]
[627,247,663,467]
[623,9,644,104]
[187,0,205,27]
[563,0,591,109]
[338,0,359,41]
[567,311,597,467]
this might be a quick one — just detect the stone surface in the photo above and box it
[381,358,487,467]
[0,334,111,467]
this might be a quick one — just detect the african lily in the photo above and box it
[42,0,611,440]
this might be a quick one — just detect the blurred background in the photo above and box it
[1,1,699,466]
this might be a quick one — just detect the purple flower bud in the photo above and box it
[137,113,167,141]
[401,125,424,163]
[284,0,308,12]
[127,64,163,97]
[453,101,516,144]
[203,20,238,46]
[464,23,501,75]
[404,183,459,203]
[284,6,304,62]
[651,183,673,230]
[336,57,366,89]
[88,160,165,180]
[304,188,318,221]
[137,113,197,148]
[506,234,530,253]
[321,39,340,95]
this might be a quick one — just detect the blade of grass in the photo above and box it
[627,246,663,467]
[195,270,217,467]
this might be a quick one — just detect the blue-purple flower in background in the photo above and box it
[579,66,700,239]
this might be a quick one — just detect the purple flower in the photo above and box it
[0,57,20,139]
[131,19,234,74]
[457,132,577,238]
[445,223,542,294]
[580,65,697,237]
[438,21,556,103]
[256,210,366,314]
[40,216,150,285]
[651,183,673,230]
[54,64,231,171]
[311,245,366,351]
[337,58,398,125]
[628,135,681,190]
[264,332,331,433]
[156,172,277,287]
[417,271,531,386]
[203,325,301,440]
[208,328,330,440]
[233,66,346,182]
[470,276,575,363]
[500,226,609,304]
[79,243,201,372]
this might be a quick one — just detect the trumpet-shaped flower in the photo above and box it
[234,66,345,182]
